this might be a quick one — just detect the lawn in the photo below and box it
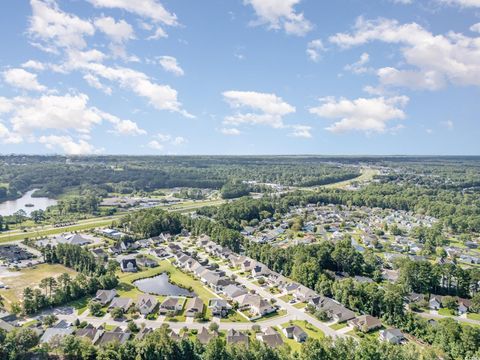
[0,264,77,310]
[253,309,287,322]
[283,320,324,341]
[329,322,348,330]
[68,297,90,315]
[220,310,250,323]
[438,308,456,317]
[467,313,480,321]
[279,294,294,303]
[293,302,307,309]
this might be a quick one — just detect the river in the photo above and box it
[0,189,57,217]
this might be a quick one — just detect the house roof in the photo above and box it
[197,327,215,345]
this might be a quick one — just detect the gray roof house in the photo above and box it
[108,297,133,312]
[120,258,137,272]
[95,289,117,305]
[185,297,204,317]
[256,327,284,348]
[379,328,405,344]
[137,294,158,315]
[283,325,307,343]
[159,297,184,314]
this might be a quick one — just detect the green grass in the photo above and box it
[330,322,348,330]
[282,320,324,340]
[279,294,294,303]
[467,313,480,321]
[438,308,456,317]
[0,264,77,310]
[22,319,38,328]
[220,311,250,323]
[68,297,90,315]
[293,302,307,309]
[253,309,287,322]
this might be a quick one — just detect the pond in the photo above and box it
[133,273,196,297]
[0,189,58,217]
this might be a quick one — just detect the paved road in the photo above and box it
[417,311,480,326]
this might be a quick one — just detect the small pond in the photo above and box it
[133,273,195,296]
[0,189,57,216]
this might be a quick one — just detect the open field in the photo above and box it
[0,264,77,309]
[322,168,379,189]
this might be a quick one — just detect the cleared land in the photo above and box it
[0,263,77,309]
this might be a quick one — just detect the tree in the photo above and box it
[208,322,219,332]
[110,307,124,320]
[88,301,103,317]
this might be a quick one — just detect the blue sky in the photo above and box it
[0,0,479,155]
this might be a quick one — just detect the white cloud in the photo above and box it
[390,0,413,4]
[158,56,184,76]
[244,0,312,36]
[21,60,46,71]
[38,135,101,155]
[290,124,312,138]
[111,119,146,136]
[77,62,193,117]
[87,0,178,25]
[306,39,325,62]
[147,27,168,40]
[309,96,409,133]
[344,52,370,74]
[94,16,134,43]
[223,90,295,128]
[438,0,480,7]
[330,17,480,90]
[147,133,187,150]
[220,127,241,136]
[147,140,164,150]
[28,0,95,51]
[83,73,112,95]
[0,122,22,144]
[471,23,480,33]
[3,68,46,92]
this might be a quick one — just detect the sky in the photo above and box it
[0,0,479,156]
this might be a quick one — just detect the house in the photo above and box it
[108,297,133,312]
[282,325,307,343]
[62,233,92,246]
[348,315,382,333]
[136,256,158,268]
[159,297,184,315]
[0,319,14,332]
[294,286,318,302]
[137,295,158,316]
[75,324,102,342]
[197,327,215,345]
[235,294,276,318]
[406,293,425,304]
[429,296,442,310]
[185,297,204,317]
[95,289,117,305]
[227,329,249,347]
[40,321,74,343]
[90,248,108,262]
[94,327,131,346]
[109,241,128,255]
[309,296,355,322]
[379,328,405,344]
[200,270,231,292]
[223,284,248,300]
[256,327,284,348]
[136,327,153,341]
[209,298,232,318]
[458,298,472,315]
[120,258,137,272]
[252,264,270,278]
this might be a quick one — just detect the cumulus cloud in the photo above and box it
[290,124,312,138]
[38,135,102,155]
[158,56,184,76]
[223,90,295,128]
[21,60,46,71]
[220,127,241,136]
[3,68,47,92]
[28,0,95,52]
[147,133,187,150]
[309,96,409,133]
[438,0,480,7]
[0,93,145,141]
[88,0,178,25]
[83,73,112,95]
[306,39,325,62]
[344,52,370,74]
[329,17,480,90]
[244,0,312,36]
[94,16,134,43]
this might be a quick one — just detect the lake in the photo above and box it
[133,273,196,296]
[0,189,58,217]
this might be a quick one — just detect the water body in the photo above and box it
[0,189,58,217]
[134,273,195,296]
